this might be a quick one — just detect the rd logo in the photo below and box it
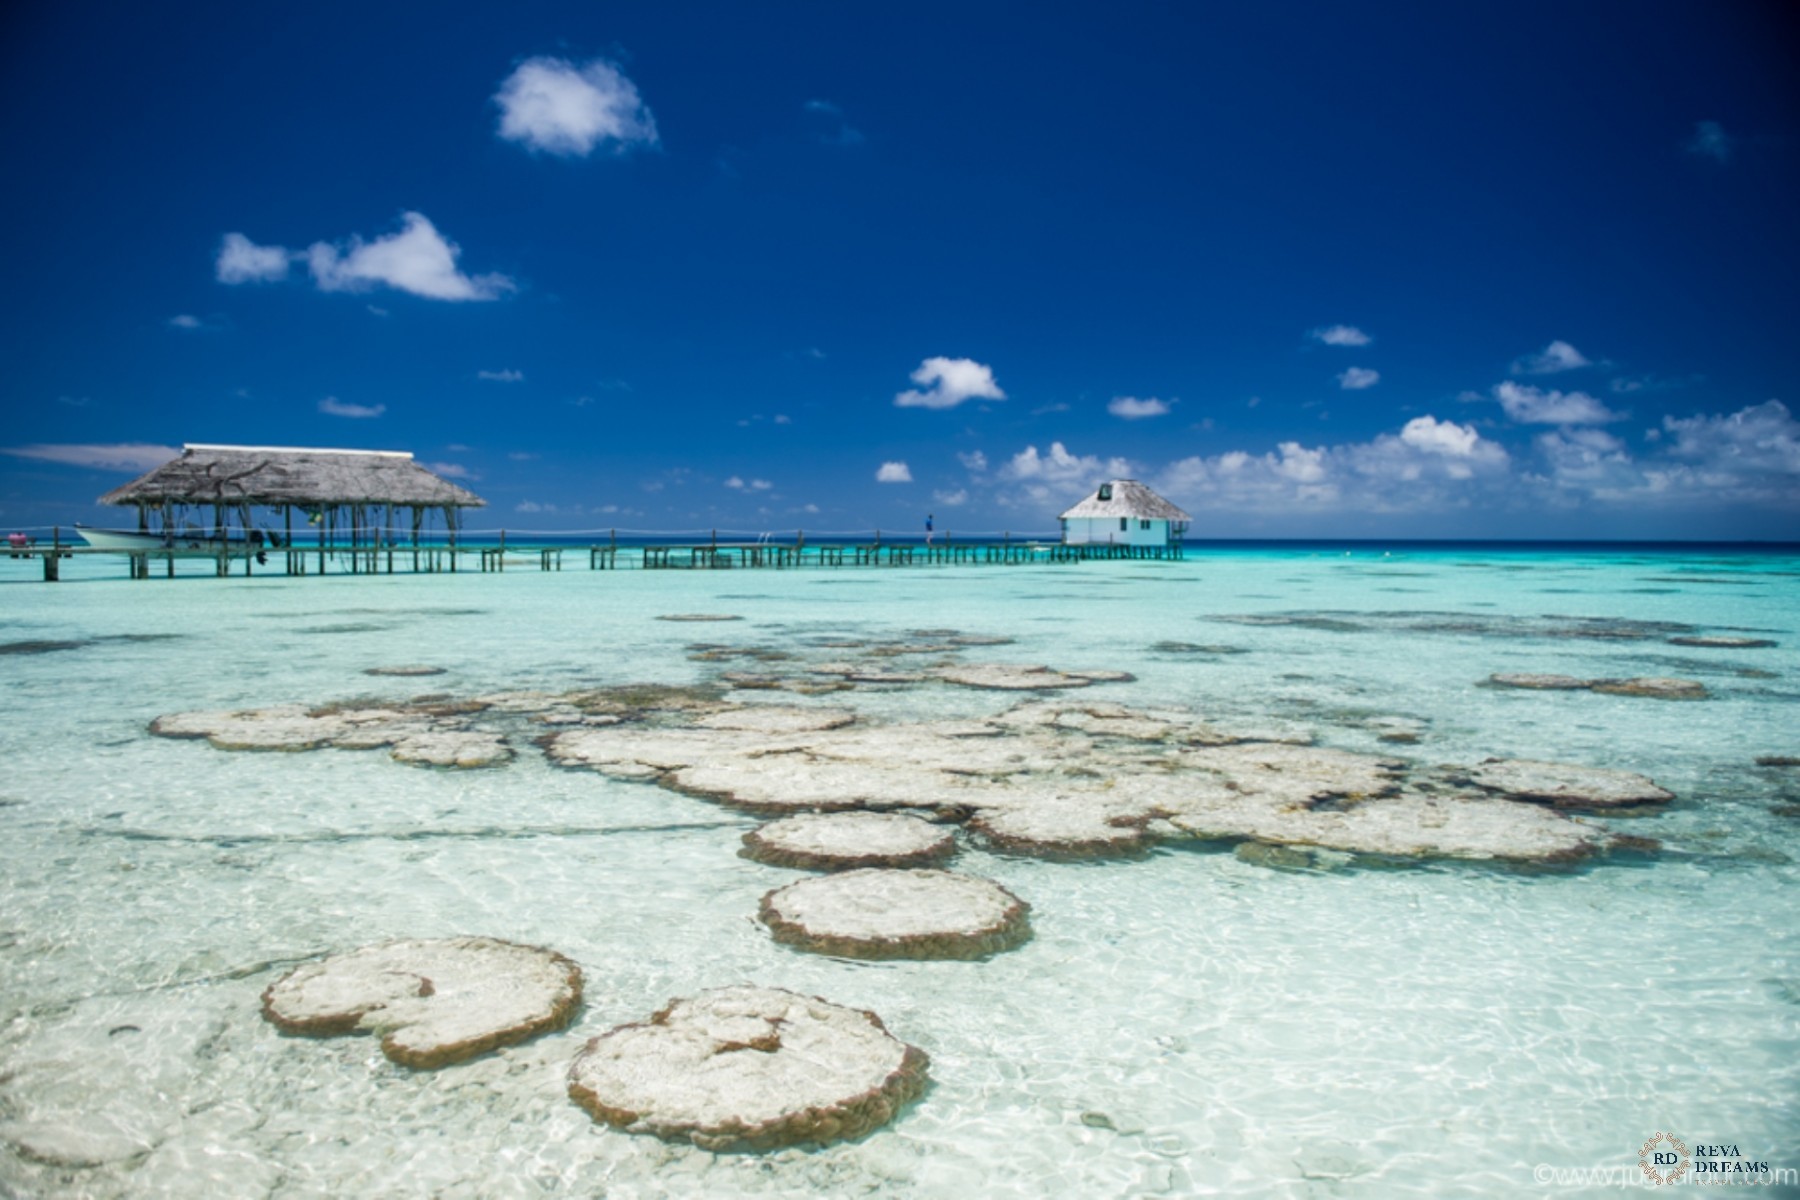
[1640,1132,1690,1185]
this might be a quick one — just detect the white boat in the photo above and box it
[74,524,260,557]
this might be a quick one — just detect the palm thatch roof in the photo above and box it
[1059,479,1190,522]
[97,444,485,508]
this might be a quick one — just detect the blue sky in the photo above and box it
[2,1,1797,538]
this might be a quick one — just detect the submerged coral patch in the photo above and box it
[261,936,582,1069]
[1590,677,1708,700]
[1487,673,1593,691]
[935,663,1096,691]
[566,986,928,1151]
[1459,758,1674,811]
[694,706,857,735]
[1667,635,1776,648]
[760,868,1032,959]
[742,812,956,870]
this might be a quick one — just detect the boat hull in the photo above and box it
[74,526,254,557]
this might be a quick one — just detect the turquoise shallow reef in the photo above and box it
[1,546,1796,1196]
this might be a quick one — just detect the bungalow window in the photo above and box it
[1119,518,1129,532]
[1097,484,1113,501]
[1139,519,1151,530]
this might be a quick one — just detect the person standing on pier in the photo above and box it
[925,514,934,546]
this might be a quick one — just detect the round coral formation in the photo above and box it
[261,936,582,1069]
[759,868,1031,960]
[566,986,929,1151]
[741,812,956,870]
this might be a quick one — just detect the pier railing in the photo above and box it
[4,526,1185,582]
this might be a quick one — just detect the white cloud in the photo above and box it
[876,461,913,483]
[1312,324,1372,347]
[307,213,513,302]
[723,475,745,489]
[1155,416,1509,512]
[958,450,988,472]
[318,396,385,419]
[1493,381,1622,425]
[1337,367,1380,391]
[1687,120,1731,164]
[1108,396,1171,419]
[933,489,968,506]
[1398,415,1483,458]
[478,369,524,383]
[515,500,558,513]
[0,443,177,471]
[427,461,474,480]
[1663,400,1800,477]
[168,314,204,330]
[494,56,658,157]
[894,357,1005,410]
[723,476,770,491]
[508,451,538,461]
[774,414,792,425]
[1512,340,1592,375]
[216,233,290,284]
[1001,441,1136,485]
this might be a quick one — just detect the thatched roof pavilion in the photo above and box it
[99,444,485,548]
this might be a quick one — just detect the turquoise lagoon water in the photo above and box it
[1,547,1796,1197]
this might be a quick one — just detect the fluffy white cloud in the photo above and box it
[494,57,658,156]
[1311,324,1371,347]
[724,476,773,491]
[1687,120,1731,164]
[1493,381,1621,425]
[478,369,524,383]
[0,443,177,471]
[216,233,290,284]
[308,213,513,302]
[1663,399,1800,477]
[1337,367,1380,391]
[894,357,1005,409]
[958,450,988,472]
[168,314,204,330]
[1512,340,1592,375]
[1528,401,1800,507]
[318,396,385,419]
[427,461,474,480]
[1154,416,1510,513]
[933,489,968,506]
[1001,441,1135,485]
[875,461,913,483]
[1108,396,1171,419]
[1398,415,1483,457]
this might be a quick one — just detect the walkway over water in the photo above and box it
[6,529,1184,581]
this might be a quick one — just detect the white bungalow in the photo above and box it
[1058,479,1191,548]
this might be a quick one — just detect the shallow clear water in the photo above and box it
[1,548,1797,1197]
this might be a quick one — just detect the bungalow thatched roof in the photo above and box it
[97,445,485,509]
[1059,479,1190,522]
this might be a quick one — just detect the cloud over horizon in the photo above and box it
[1337,367,1380,391]
[875,461,913,482]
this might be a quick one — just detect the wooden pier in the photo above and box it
[7,528,1183,582]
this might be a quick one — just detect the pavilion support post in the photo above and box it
[412,508,421,573]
